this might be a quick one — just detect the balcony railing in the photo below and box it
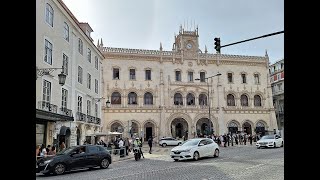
[76,112,86,122]
[59,107,73,117]
[38,101,58,113]
[87,115,95,123]
[96,117,101,125]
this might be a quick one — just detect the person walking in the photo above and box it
[124,138,130,155]
[249,134,253,145]
[148,136,153,154]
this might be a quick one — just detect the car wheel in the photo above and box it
[162,143,167,147]
[53,163,66,175]
[174,159,179,162]
[177,142,181,145]
[100,158,110,169]
[257,146,260,149]
[274,142,276,148]
[193,152,199,161]
[281,141,283,147]
[214,149,219,157]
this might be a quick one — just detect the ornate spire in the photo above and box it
[205,45,207,53]
[100,38,103,47]
[265,49,268,57]
[160,42,163,51]
[97,39,100,47]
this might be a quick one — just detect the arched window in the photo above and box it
[144,92,153,105]
[199,94,207,105]
[128,92,137,105]
[45,3,54,27]
[227,94,235,106]
[240,94,248,106]
[174,93,183,105]
[111,92,121,104]
[254,95,262,106]
[186,93,195,105]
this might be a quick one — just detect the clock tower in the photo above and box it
[172,25,199,54]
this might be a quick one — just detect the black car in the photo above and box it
[36,145,112,175]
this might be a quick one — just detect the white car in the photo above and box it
[170,138,219,161]
[256,134,284,149]
[159,137,183,147]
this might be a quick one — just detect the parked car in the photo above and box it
[159,137,183,147]
[36,145,112,175]
[170,138,219,161]
[256,134,284,149]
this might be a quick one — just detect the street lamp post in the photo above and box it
[36,65,67,86]
[196,73,221,136]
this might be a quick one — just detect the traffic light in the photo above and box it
[214,37,221,53]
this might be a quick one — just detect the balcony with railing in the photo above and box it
[76,112,86,122]
[59,107,73,117]
[87,115,96,124]
[95,117,101,125]
[38,101,58,113]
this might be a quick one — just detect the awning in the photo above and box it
[36,109,74,122]
[59,126,71,136]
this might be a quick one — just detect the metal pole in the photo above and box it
[207,78,211,136]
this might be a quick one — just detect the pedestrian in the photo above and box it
[249,134,253,145]
[148,136,153,154]
[124,138,129,155]
[223,134,227,147]
[40,144,47,156]
[60,142,66,151]
[226,134,230,146]
[36,145,41,159]
[243,134,247,145]
[48,146,56,155]
[235,134,238,145]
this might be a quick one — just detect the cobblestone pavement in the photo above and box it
[36,145,284,180]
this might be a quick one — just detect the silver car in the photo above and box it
[159,137,183,147]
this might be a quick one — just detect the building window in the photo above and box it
[78,38,83,55]
[78,66,83,84]
[228,73,233,83]
[87,100,91,115]
[87,48,91,62]
[45,3,54,27]
[95,79,98,94]
[95,103,98,117]
[227,94,235,106]
[145,70,151,80]
[42,80,51,102]
[277,83,282,91]
[77,96,82,112]
[44,39,52,65]
[128,92,137,104]
[199,94,207,105]
[254,95,262,106]
[111,92,121,104]
[63,22,69,41]
[113,68,119,80]
[200,72,206,82]
[62,54,68,75]
[188,72,193,82]
[240,94,248,106]
[95,56,98,70]
[277,74,281,80]
[175,71,181,81]
[174,93,183,105]
[241,73,247,83]
[281,63,284,69]
[144,92,153,105]
[130,69,136,80]
[87,73,91,89]
[186,93,195,105]
[254,74,260,84]
[61,88,68,108]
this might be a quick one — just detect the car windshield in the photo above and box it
[56,146,75,155]
[181,139,199,146]
[261,135,275,139]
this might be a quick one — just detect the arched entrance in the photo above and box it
[228,121,239,134]
[144,122,155,141]
[58,126,71,150]
[171,118,189,139]
[196,118,213,136]
[243,122,252,135]
[111,122,123,133]
[76,128,81,145]
[256,121,266,136]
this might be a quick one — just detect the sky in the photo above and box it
[62,0,284,64]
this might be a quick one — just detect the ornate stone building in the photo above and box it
[100,26,278,141]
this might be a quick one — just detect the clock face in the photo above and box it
[186,43,193,49]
